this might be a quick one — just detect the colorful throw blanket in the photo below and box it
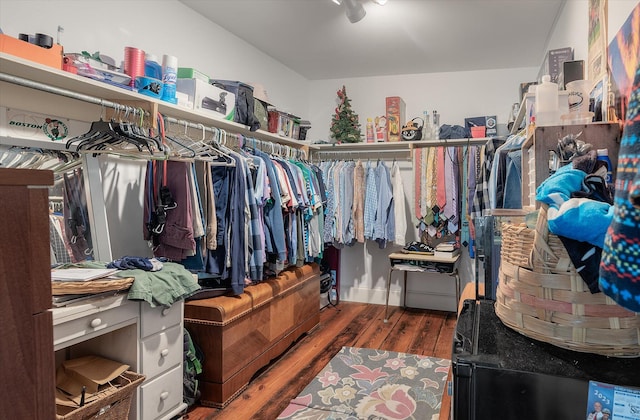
[599,65,640,312]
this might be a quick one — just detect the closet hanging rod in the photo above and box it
[0,72,147,117]
[315,148,410,154]
[162,116,308,160]
[314,149,412,161]
[409,137,490,148]
[313,137,490,152]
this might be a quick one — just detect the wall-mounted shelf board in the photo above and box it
[0,53,313,149]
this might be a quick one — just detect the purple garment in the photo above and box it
[467,146,478,216]
[154,161,196,261]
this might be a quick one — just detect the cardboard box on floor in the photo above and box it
[56,355,130,408]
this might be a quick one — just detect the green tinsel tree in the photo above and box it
[330,85,362,143]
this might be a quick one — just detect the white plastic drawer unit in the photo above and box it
[140,324,183,380]
[52,294,138,351]
[139,364,184,419]
[140,300,183,339]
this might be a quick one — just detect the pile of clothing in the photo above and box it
[536,150,614,293]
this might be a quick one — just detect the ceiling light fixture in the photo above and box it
[332,0,342,4]
[372,0,388,5]
[344,0,366,23]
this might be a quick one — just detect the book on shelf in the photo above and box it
[433,248,460,259]
[435,241,459,252]
[51,268,119,282]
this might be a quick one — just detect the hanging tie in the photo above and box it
[414,149,422,220]
[436,147,447,211]
[444,147,459,233]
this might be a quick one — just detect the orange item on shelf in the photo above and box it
[0,34,63,69]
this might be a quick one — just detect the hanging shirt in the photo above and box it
[189,163,205,239]
[392,162,407,246]
[228,153,247,294]
[254,149,287,263]
[363,161,378,240]
[322,161,337,244]
[252,156,268,263]
[373,161,394,248]
[49,214,72,264]
[353,160,366,243]
[471,138,500,219]
[341,161,355,246]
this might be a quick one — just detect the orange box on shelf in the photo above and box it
[0,34,63,69]
[385,96,405,142]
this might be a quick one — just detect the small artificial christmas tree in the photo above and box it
[330,85,362,143]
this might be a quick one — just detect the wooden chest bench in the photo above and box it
[184,263,320,407]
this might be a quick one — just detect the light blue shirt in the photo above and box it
[373,161,394,248]
[363,162,378,239]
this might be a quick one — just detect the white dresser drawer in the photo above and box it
[140,300,183,339]
[140,324,183,380]
[139,364,183,420]
[53,298,138,350]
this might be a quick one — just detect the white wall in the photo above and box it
[545,0,638,81]
[308,67,537,142]
[0,0,309,116]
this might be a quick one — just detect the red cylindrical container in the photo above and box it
[124,47,145,87]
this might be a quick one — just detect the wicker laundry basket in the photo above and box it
[56,371,145,420]
[495,204,640,357]
[52,277,134,295]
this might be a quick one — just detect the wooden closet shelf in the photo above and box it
[0,53,313,149]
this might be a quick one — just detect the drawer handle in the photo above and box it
[161,308,170,316]
[160,349,169,358]
[160,391,169,401]
[90,318,102,328]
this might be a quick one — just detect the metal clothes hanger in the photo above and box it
[67,104,156,154]
[163,119,197,159]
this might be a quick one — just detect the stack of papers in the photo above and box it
[51,268,119,282]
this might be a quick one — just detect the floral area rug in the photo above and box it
[277,346,451,420]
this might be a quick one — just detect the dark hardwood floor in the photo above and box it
[183,301,458,420]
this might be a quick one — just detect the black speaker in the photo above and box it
[560,60,585,89]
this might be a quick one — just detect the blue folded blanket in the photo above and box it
[546,198,613,247]
[535,164,587,207]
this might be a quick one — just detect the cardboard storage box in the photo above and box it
[176,78,235,120]
[267,109,300,138]
[0,34,63,69]
[385,96,405,142]
[540,47,573,84]
[55,355,145,420]
[177,67,210,83]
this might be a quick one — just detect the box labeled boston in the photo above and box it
[176,78,235,120]
[385,96,405,142]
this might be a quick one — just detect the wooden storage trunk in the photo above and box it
[184,263,320,407]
